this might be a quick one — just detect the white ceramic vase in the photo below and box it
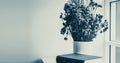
[73,41,93,55]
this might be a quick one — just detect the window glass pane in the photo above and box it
[116,47,120,63]
[116,2,120,41]
[111,1,120,41]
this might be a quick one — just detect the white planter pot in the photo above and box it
[73,41,94,55]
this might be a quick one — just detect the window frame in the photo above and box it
[105,0,120,63]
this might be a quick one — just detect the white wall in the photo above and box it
[0,0,72,63]
[29,0,73,63]
[0,0,32,63]
[0,0,105,63]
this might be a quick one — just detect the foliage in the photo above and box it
[60,0,108,41]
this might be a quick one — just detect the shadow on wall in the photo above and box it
[31,59,44,63]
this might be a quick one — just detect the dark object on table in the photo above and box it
[56,53,101,63]
[32,58,44,63]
